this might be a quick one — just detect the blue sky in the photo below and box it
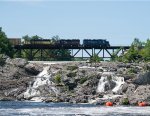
[0,0,150,46]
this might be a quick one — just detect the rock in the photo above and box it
[134,72,150,85]
[126,84,136,96]
[1,59,150,105]
[69,95,88,103]
[89,94,123,105]
[0,96,16,101]
[6,58,27,68]
[128,85,150,105]
[43,97,63,103]
[117,63,126,68]
[121,83,128,93]
[25,63,43,75]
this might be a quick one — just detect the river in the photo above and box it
[0,101,150,116]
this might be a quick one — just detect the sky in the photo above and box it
[0,0,150,46]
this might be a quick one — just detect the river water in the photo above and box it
[0,101,150,116]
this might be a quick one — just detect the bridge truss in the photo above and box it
[14,44,130,60]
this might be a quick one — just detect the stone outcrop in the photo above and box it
[1,58,150,105]
[134,72,150,85]
[5,58,27,68]
[25,63,43,75]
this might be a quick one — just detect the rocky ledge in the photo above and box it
[0,58,150,106]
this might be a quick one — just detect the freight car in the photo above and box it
[8,38,21,46]
[83,39,110,48]
[29,39,51,45]
[55,39,80,47]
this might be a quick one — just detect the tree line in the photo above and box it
[111,38,150,62]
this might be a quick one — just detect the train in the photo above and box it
[8,38,21,46]
[8,38,110,48]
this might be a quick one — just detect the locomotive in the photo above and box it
[83,39,110,48]
[8,38,110,48]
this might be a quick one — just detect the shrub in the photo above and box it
[67,65,78,71]
[79,77,87,84]
[107,75,112,81]
[90,54,103,63]
[54,74,61,84]
[67,72,77,77]
[81,70,86,74]
[127,68,137,74]
[0,58,5,67]
[144,64,150,71]
[122,98,129,105]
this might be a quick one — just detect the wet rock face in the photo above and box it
[134,72,150,85]
[25,63,43,75]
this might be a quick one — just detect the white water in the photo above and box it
[112,76,125,93]
[24,66,59,101]
[97,72,125,93]
[1,101,150,116]
[1,106,150,116]
[37,66,50,78]
[97,76,108,93]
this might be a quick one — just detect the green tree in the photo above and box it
[22,35,42,43]
[0,54,6,73]
[90,54,102,63]
[0,27,13,57]
[22,35,31,43]
[51,35,60,43]
[111,48,122,61]
[122,38,143,62]
[31,35,42,40]
[22,35,42,60]
[140,39,150,61]
[131,38,143,50]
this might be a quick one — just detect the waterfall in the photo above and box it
[112,76,124,93]
[24,66,59,101]
[37,66,50,78]
[97,76,109,93]
[97,72,125,93]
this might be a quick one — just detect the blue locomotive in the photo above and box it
[83,39,110,48]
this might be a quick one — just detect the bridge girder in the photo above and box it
[13,45,130,60]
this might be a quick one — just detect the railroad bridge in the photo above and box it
[14,44,130,60]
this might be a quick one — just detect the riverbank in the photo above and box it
[0,58,150,106]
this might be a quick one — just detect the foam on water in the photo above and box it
[1,106,150,116]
